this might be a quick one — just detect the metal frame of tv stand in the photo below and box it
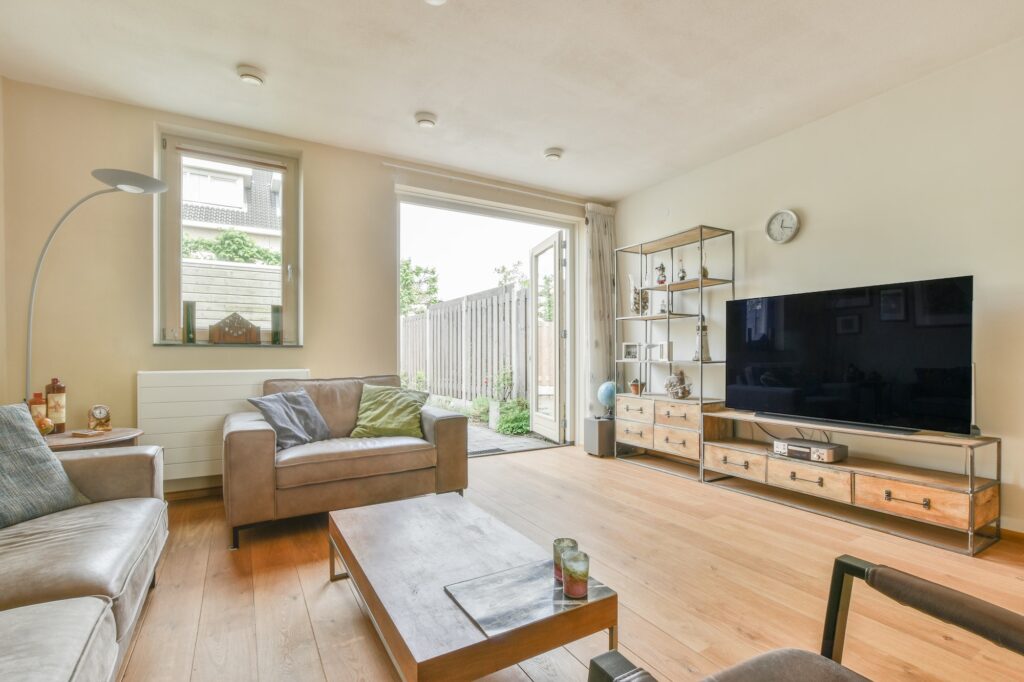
[702,411,1001,556]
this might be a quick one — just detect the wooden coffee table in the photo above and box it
[328,494,618,681]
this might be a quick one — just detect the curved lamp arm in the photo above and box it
[25,188,118,401]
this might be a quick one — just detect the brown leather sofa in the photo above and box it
[0,446,167,681]
[223,375,468,547]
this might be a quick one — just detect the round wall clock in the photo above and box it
[765,209,800,243]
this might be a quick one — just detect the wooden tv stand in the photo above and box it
[701,410,1001,555]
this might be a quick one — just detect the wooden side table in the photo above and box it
[45,427,144,452]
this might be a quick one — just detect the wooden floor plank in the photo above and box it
[250,521,327,681]
[285,515,400,682]
[120,447,1024,681]
[121,498,218,682]
[191,508,258,682]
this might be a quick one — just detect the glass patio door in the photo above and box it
[529,232,564,442]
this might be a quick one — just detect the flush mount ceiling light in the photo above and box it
[544,147,564,161]
[415,111,438,128]
[236,64,265,86]
[424,0,448,5]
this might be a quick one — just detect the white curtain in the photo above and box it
[584,203,616,418]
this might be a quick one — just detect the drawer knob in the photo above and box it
[722,455,750,470]
[790,471,824,487]
[884,489,931,510]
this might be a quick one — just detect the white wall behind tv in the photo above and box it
[616,37,1024,532]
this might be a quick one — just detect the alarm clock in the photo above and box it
[88,404,112,431]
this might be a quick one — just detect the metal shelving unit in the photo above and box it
[613,225,736,479]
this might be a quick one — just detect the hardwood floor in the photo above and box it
[123,446,1024,681]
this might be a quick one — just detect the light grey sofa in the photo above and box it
[0,446,167,682]
[223,374,468,547]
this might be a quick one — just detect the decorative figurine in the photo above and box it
[655,262,667,285]
[677,258,687,282]
[628,275,649,315]
[659,299,667,314]
[693,315,712,362]
[664,370,692,399]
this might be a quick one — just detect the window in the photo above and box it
[157,135,301,345]
[182,157,248,208]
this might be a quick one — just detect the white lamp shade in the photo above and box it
[91,168,167,194]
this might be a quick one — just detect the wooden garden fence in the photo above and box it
[400,284,529,402]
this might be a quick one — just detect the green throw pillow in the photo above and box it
[350,385,428,439]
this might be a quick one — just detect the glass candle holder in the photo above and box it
[552,538,578,582]
[561,550,589,599]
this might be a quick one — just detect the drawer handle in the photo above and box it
[625,406,644,414]
[624,428,644,437]
[722,455,749,470]
[664,436,687,446]
[790,471,824,487]
[884,489,931,510]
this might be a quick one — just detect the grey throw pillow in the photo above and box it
[0,403,89,529]
[248,388,330,451]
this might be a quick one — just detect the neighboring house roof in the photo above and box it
[182,166,281,232]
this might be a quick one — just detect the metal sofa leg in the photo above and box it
[230,525,240,550]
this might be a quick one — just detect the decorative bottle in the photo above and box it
[28,392,47,421]
[45,377,67,434]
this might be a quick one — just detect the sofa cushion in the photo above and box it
[0,497,168,641]
[704,648,869,682]
[248,388,330,451]
[351,385,428,439]
[263,375,400,438]
[275,436,436,489]
[0,596,117,682]
[0,403,88,529]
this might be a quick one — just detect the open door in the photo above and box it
[529,232,565,442]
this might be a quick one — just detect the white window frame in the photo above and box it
[156,133,302,346]
[182,165,247,209]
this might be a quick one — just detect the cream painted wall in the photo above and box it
[1,81,585,490]
[0,77,6,397]
[616,38,1024,531]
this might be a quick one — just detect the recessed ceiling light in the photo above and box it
[415,111,438,128]
[236,64,265,86]
[424,0,447,5]
[544,147,564,161]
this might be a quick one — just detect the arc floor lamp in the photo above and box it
[25,168,167,401]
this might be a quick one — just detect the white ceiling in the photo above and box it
[2,1,1023,201]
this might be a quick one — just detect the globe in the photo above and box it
[597,381,617,417]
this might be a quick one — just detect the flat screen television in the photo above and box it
[725,276,973,434]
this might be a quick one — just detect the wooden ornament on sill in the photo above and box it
[209,312,261,344]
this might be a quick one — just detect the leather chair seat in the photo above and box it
[0,498,168,642]
[706,648,869,681]
[0,597,117,682]
[275,436,437,489]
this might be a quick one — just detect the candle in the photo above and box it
[552,538,577,582]
[561,550,590,599]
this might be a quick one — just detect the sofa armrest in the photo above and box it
[421,406,468,493]
[57,446,163,502]
[223,412,277,529]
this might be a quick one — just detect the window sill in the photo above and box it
[153,341,303,348]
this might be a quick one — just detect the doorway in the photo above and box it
[398,200,571,455]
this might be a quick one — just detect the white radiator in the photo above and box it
[137,369,309,480]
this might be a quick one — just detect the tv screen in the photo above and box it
[725,276,973,434]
